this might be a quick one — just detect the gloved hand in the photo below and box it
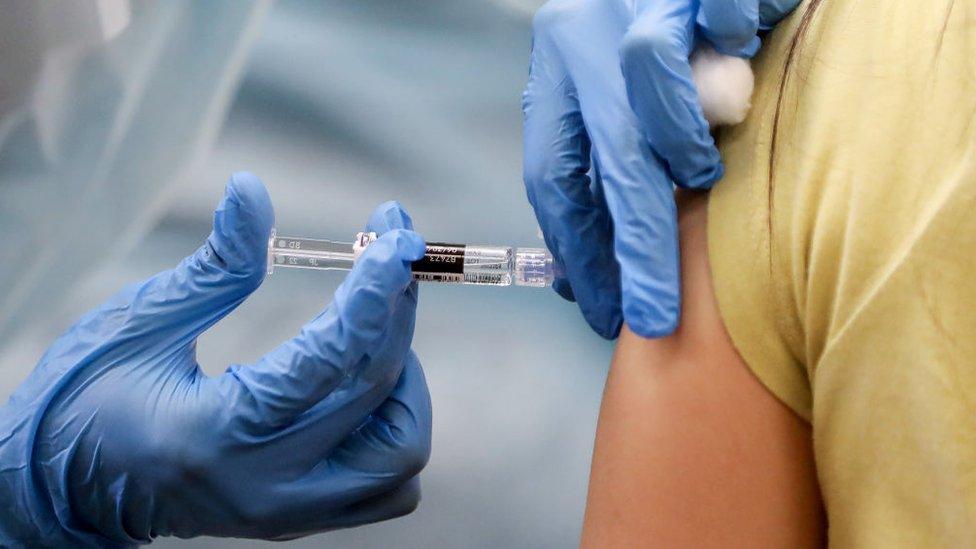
[523,0,799,338]
[0,172,432,546]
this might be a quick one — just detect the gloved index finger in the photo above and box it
[222,227,426,429]
[522,4,623,338]
[366,200,420,317]
[567,2,683,337]
[367,200,415,235]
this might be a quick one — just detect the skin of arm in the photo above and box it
[580,191,826,548]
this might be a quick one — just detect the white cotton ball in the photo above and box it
[690,45,755,127]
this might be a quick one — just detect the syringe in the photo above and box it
[267,230,554,287]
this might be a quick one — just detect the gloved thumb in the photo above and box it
[205,171,276,286]
[125,172,275,344]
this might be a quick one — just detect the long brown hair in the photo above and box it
[767,0,827,237]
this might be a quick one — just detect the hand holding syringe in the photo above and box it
[268,231,555,287]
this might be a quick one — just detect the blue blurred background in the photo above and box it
[0,1,613,547]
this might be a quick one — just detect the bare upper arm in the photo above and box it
[580,191,825,548]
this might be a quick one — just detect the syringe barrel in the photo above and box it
[412,243,513,285]
[267,231,355,273]
[267,230,554,287]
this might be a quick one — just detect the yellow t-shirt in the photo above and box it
[707,0,976,545]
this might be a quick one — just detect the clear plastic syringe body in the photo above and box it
[267,230,554,288]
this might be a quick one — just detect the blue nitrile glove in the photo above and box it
[523,0,799,338]
[0,172,433,546]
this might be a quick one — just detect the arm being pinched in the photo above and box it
[523,0,799,339]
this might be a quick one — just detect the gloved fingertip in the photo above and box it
[377,477,424,521]
[597,318,624,340]
[552,278,576,302]
[227,171,274,223]
[584,303,623,340]
[393,229,427,262]
[624,308,680,339]
[208,172,275,279]
[354,229,425,288]
[367,201,414,234]
[676,160,724,191]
